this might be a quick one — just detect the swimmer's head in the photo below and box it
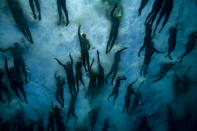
[113,7,122,18]
[57,74,64,81]
[82,33,86,38]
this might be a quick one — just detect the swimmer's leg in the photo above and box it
[61,0,69,25]
[106,31,113,54]
[111,73,117,85]
[34,0,41,20]
[108,32,118,52]
[24,23,34,43]
[57,0,62,25]
[29,0,36,19]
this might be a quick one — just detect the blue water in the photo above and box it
[0,0,197,130]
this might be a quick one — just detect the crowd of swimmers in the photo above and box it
[0,0,197,131]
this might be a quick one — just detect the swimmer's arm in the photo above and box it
[111,3,118,17]
[117,47,127,53]
[0,47,12,52]
[154,48,165,54]
[78,24,82,40]
[54,58,65,67]
[128,79,138,87]
[97,50,100,63]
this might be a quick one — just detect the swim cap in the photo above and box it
[115,9,122,18]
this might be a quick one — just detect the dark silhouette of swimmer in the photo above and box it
[48,103,65,131]
[75,57,85,91]
[55,53,77,97]
[0,120,12,131]
[138,0,149,16]
[122,79,137,113]
[47,108,55,131]
[167,26,178,60]
[173,67,193,102]
[29,0,41,20]
[53,104,65,131]
[0,70,10,103]
[11,110,26,131]
[57,0,69,26]
[167,104,176,131]
[179,31,197,62]
[89,107,99,131]
[145,0,164,26]
[6,0,34,43]
[106,47,127,84]
[108,75,126,104]
[24,120,35,131]
[102,118,114,131]
[131,90,144,111]
[131,88,144,112]
[66,93,78,121]
[55,72,65,107]
[152,62,176,82]
[154,0,174,32]
[172,71,184,103]
[97,50,105,88]
[168,103,192,131]
[179,67,196,92]
[78,24,91,71]
[4,56,27,103]
[137,116,151,131]
[86,59,99,100]
[102,119,113,131]
[37,118,45,131]
[140,42,164,76]
[106,3,122,54]
[138,24,152,56]
[0,43,28,83]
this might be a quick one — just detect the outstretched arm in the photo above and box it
[54,58,65,67]
[0,47,12,52]
[78,24,82,40]
[128,79,138,87]
[117,47,128,53]
[110,3,118,17]
[154,48,165,54]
